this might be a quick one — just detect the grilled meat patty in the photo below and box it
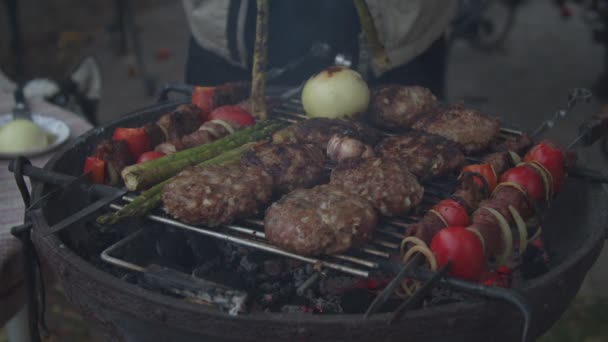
[374,132,465,179]
[413,107,500,154]
[330,157,424,217]
[367,84,437,131]
[162,163,273,226]
[412,107,500,153]
[241,143,325,195]
[272,118,383,150]
[265,184,377,256]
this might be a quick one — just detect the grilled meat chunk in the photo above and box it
[161,163,273,226]
[482,151,516,176]
[157,104,203,142]
[272,118,382,150]
[157,120,240,154]
[472,184,534,258]
[405,211,446,245]
[206,81,250,111]
[265,184,377,256]
[94,139,133,185]
[241,143,325,195]
[367,85,437,130]
[491,132,533,156]
[331,157,423,217]
[375,132,465,179]
[142,122,165,147]
[412,108,500,153]
[453,172,490,211]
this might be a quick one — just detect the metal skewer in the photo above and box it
[532,88,592,139]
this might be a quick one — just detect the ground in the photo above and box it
[0,0,607,340]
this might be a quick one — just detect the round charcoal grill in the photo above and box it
[11,93,608,342]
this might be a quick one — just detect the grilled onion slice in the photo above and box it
[508,205,528,254]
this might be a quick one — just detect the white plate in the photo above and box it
[0,114,71,159]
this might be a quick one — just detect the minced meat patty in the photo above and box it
[264,184,377,256]
[272,118,383,150]
[330,157,424,217]
[367,84,437,131]
[412,108,500,153]
[241,143,325,195]
[161,163,273,226]
[374,132,465,180]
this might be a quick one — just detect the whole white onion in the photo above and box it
[0,119,48,153]
[301,66,370,119]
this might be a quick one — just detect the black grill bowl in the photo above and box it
[29,101,607,342]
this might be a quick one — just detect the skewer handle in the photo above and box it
[576,105,608,147]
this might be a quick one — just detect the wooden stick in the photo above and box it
[251,0,269,120]
[353,0,391,74]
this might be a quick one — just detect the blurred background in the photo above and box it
[0,0,607,340]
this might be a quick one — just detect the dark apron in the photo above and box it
[185,0,446,99]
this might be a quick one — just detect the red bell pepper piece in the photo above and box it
[191,86,215,119]
[83,157,105,184]
[112,127,150,160]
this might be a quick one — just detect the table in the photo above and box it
[0,91,92,325]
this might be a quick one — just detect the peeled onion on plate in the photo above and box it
[0,119,49,153]
[301,66,370,119]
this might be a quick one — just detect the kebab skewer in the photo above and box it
[83,82,253,186]
[399,141,569,291]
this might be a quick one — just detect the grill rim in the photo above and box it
[27,99,607,340]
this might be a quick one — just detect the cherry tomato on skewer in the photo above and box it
[208,106,255,128]
[524,142,564,193]
[430,227,485,281]
[500,165,545,202]
[136,151,165,164]
[431,199,470,227]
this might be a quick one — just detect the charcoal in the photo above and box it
[262,259,283,277]
[340,289,376,313]
[310,295,343,314]
[239,255,259,273]
[319,275,360,295]
[281,305,310,314]
[155,230,195,269]
[290,264,314,287]
[521,244,550,279]
[185,232,220,263]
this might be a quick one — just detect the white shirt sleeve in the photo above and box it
[364,0,458,76]
[183,0,246,68]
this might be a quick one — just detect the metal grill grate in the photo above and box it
[100,96,524,278]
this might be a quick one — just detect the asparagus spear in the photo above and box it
[250,0,269,120]
[97,143,255,225]
[121,120,285,191]
[353,0,391,74]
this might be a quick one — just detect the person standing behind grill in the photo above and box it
[182,0,457,99]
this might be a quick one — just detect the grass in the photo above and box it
[539,295,608,342]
